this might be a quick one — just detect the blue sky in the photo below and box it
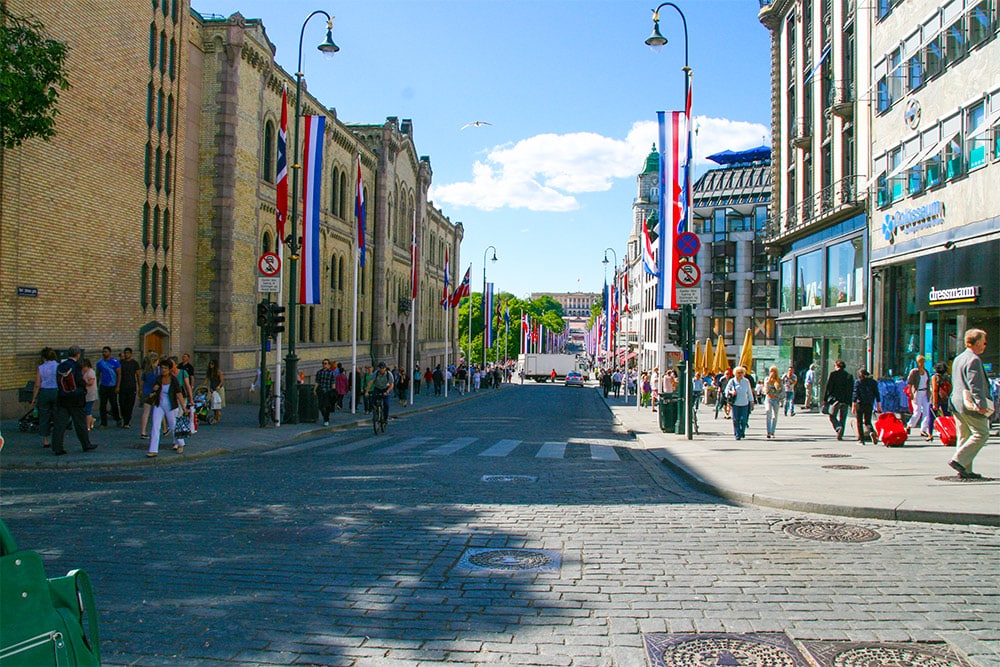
[193,0,772,298]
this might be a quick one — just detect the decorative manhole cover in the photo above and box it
[812,453,851,458]
[935,475,994,483]
[782,520,881,542]
[481,474,537,483]
[801,640,976,667]
[456,548,561,573]
[249,525,343,543]
[822,464,869,470]
[87,474,146,483]
[644,633,811,667]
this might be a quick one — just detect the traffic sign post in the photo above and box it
[258,252,281,277]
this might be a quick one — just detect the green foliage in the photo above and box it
[456,292,566,365]
[0,5,70,149]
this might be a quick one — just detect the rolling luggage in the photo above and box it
[935,414,957,446]
[876,412,908,447]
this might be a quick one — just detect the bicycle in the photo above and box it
[371,389,387,434]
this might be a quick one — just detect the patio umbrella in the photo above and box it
[694,340,704,376]
[714,336,730,373]
[737,328,753,370]
[703,338,715,376]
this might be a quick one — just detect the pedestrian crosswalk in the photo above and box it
[266,434,625,461]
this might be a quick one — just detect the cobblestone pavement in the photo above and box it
[1,384,998,666]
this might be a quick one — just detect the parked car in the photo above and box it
[564,371,584,387]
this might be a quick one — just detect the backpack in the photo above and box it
[936,374,952,401]
[57,359,81,397]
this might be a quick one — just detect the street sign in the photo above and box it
[675,287,701,304]
[258,277,280,293]
[258,252,281,277]
[676,231,700,257]
[676,263,701,287]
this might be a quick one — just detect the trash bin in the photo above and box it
[298,384,319,422]
[659,396,678,433]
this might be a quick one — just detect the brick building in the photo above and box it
[0,1,462,415]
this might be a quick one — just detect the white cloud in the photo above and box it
[429,117,770,212]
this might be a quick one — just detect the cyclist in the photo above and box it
[366,362,395,424]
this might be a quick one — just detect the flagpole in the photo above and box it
[444,298,449,399]
[467,262,473,394]
[409,210,417,406]
[351,240,359,414]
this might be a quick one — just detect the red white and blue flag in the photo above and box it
[656,109,688,310]
[440,248,450,308]
[275,85,288,243]
[449,266,471,307]
[642,212,658,276]
[355,153,366,268]
[484,282,494,348]
[299,114,325,305]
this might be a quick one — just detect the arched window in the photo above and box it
[162,208,169,250]
[262,231,272,254]
[140,262,149,310]
[330,166,339,214]
[329,252,337,289]
[338,256,345,292]
[148,23,156,68]
[152,206,161,249]
[164,151,172,195]
[151,263,159,309]
[339,170,348,217]
[142,202,151,247]
[263,121,275,183]
[161,267,168,310]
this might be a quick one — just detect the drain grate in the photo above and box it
[812,453,852,458]
[87,474,146,483]
[481,474,538,483]
[935,475,994,483]
[801,640,976,667]
[822,464,869,470]
[782,520,881,542]
[456,547,561,573]
[644,633,810,667]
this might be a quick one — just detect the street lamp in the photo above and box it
[481,245,498,377]
[644,2,694,441]
[283,10,339,424]
[602,248,617,367]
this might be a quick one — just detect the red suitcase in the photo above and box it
[935,415,957,446]
[876,412,908,447]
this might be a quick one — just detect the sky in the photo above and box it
[193,0,773,298]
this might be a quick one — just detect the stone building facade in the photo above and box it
[0,1,462,415]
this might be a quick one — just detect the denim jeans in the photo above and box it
[765,397,780,435]
[731,403,750,439]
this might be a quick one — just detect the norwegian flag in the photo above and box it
[449,266,471,307]
[440,248,450,308]
[275,85,288,242]
[356,154,366,268]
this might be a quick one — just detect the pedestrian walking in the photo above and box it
[803,363,817,410]
[948,328,993,479]
[315,359,336,425]
[51,345,97,455]
[781,366,797,416]
[413,366,421,395]
[205,359,225,424]
[138,354,159,439]
[30,347,59,449]
[852,368,881,444]
[146,359,187,457]
[80,357,98,431]
[823,360,853,440]
[119,347,141,429]
[763,366,782,439]
[95,346,122,427]
[906,355,933,440]
[725,366,754,440]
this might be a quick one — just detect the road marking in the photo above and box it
[589,444,620,461]
[426,437,478,455]
[536,442,566,459]
[379,436,433,454]
[479,439,522,457]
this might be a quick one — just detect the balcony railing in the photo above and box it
[828,80,855,118]
[790,118,812,148]
[764,175,862,244]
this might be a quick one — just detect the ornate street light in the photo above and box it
[283,10,338,424]
[480,245,498,384]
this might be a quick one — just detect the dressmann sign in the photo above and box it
[916,240,999,310]
[882,200,944,243]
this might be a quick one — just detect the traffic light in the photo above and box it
[666,310,682,346]
[257,301,269,328]
[267,303,286,337]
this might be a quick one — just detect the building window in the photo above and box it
[142,202,150,247]
[330,166,339,214]
[152,206,160,249]
[967,101,988,170]
[140,263,149,310]
[161,267,168,310]
[166,95,174,137]
[162,208,169,251]
[945,16,967,63]
[262,231,272,254]
[164,152,172,195]
[151,263,159,310]
[796,249,824,310]
[148,23,156,68]
[146,83,154,128]
[826,237,864,307]
[969,1,993,47]
[263,121,275,183]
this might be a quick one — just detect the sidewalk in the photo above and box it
[602,390,1000,527]
[0,385,486,470]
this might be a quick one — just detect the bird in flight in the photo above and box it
[461,121,492,129]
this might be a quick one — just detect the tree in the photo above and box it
[0,4,70,149]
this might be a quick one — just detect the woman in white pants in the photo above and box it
[147,360,187,457]
[906,355,933,440]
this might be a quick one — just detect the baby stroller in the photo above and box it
[17,382,39,433]
[192,386,213,425]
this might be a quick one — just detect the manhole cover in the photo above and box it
[456,548,561,573]
[935,475,994,483]
[481,474,537,483]
[801,640,976,667]
[249,525,343,543]
[87,474,146,483]
[822,464,869,470]
[812,453,851,458]
[644,633,810,667]
[782,520,881,542]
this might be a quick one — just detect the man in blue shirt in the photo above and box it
[96,346,122,427]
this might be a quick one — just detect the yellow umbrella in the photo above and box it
[714,336,730,373]
[737,328,753,370]
[704,338,715,375]
[694,340,704,376]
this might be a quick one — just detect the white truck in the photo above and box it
[517,353,579,382]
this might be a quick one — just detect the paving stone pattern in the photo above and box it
[1,386,997,666]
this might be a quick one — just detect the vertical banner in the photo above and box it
[355,153,366,268]
[441,248,450,308]
[275,85,288,242]
[410,210,419,299]
[299,114,325,304]
[484,282,494,348]
[656,110,685,311]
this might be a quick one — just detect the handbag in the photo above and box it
[174,413,192,438]
[0,519,101,667]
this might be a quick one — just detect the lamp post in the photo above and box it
[481,245,498,367]
[602,247,617,369]
[283,11,339,424]
[644,2,694,441]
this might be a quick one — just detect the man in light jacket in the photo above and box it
[948,329,992,479]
